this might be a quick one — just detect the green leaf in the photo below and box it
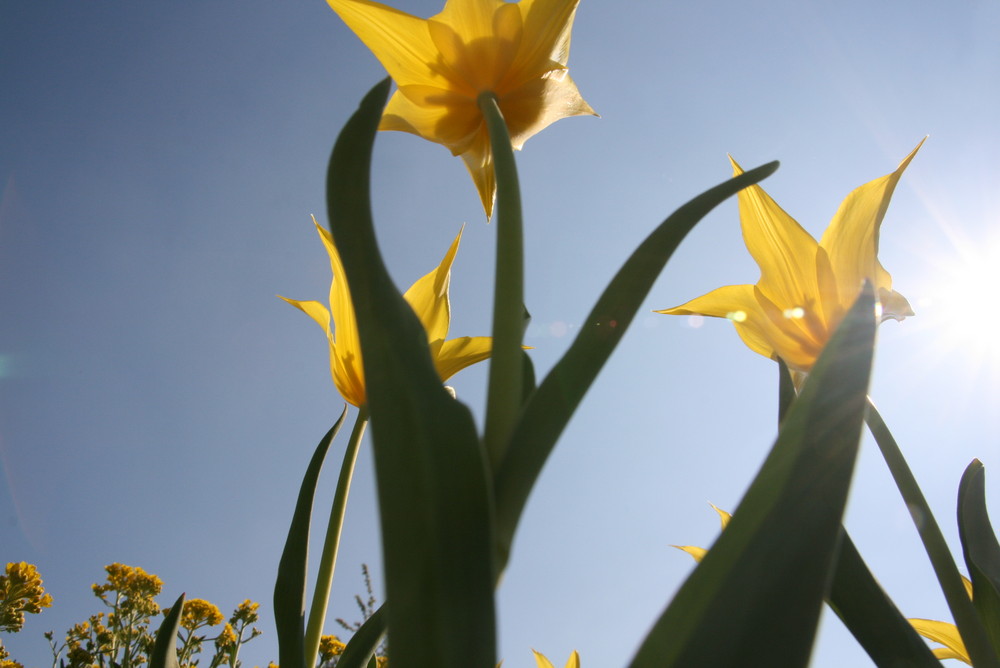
[777,360,938,666]
[325,79,496,668]
[629,285,876,668]
[337,605,387,668]
[150,593,184,668]
[492,160,779,568]
[828,532,940,667]
[959,459,1000,657]
[274,409,349,668]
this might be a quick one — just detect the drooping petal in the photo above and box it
[403,227,463,343]
[460,129,497,217]
[325,0,442,88]
[381,86,481,153]
[730,157,821,311]
[819,139,924,310]
[908,619,970,665]
[434,336,493,381]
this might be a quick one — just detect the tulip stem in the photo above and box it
[478,92,525,470]
[304,405,370,668]
[865,398,999,668]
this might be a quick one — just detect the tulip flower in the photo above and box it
[657,141,923,378]
[325,0,596,216]
[280,218,492,406]
[533,649,580,668]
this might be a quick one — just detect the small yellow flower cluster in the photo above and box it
[1,562,53,633]
[177,598,225,630]
[93,563,162,619]
[317,634,346,664]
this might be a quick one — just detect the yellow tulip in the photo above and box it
[325,0,596,217]
[280,218,492,406]
[658,141,924,378]
[533,649,580,668]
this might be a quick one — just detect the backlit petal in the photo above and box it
[820,139,924,310]
[403,227,463,343]
[502,71,596,149]
[673,545,708,563]
[325,0,441,87]
[909,619,969,664]
[435,336,493,381]
[506,0,579,84]
[730,157,821,311]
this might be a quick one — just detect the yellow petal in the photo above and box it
[819,139,924,312]
[403,227,463,343]
[730,157,821,312]
[501,71,596,150]
[908,618,970,664]
[325,0,441,87]
[435,336,493,381]
[381,86,481,154]
[511,0,580,77]
[459,129,497,217]
[564,650,580,668]
[278,296,333,338]
[673,545,708,563]
[532,650,556,668]
[429,1,522,92]
[710,504,732,529]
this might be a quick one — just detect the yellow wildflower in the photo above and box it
[658,141,923,378]
[92,564,161,618]
[0,562,53,633]
[318,635,346,664]
[908,577,974,664]
[325,0,596,216]
[280,218,492,407]
[533,649,580,668]
[177,599,224,630]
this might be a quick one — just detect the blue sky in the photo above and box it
[3,1,1000,666]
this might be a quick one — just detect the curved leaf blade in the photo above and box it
[325,79,496,668]
[959,459,1000,657]
[150,593,185,668]
[274,409,348,668]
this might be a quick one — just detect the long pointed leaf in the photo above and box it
[274,409,348,668]
[325,79,496,668]
[777,360,938,666]
[959,459,1000,657]
[493,161,779,567]
[630,285,876,667]
[150,593,185,668]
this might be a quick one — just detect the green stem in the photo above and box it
[304,406,370,668]
[866,397,999,667]
[477,92,525,471]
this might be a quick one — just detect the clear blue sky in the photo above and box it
[3,1,1000,666]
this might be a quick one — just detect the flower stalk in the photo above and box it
[865,398,999,668]
[304,406,370,668]
[479,92,525,470]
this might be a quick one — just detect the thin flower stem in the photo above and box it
[304,406,370,668]
[866,397,999,668]
[478,92,525,471]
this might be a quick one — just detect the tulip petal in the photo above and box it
[909,619,970,664]
[325,0,441,87]
[730,157,821,311]
[820,139,924,309]
[435,336,493,381]
[403,227,462,343]
[674,545,709,563]
[507,0,579,83]
[531,651,556,668]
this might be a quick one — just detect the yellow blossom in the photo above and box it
[280,218,492,407]
[177,598,224,630]
[318,635,346,663]
[908,577,974,664]
[657,141,923,377]
[532,649,579,668]
[0,562,53,633]
[325,0,596,216]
